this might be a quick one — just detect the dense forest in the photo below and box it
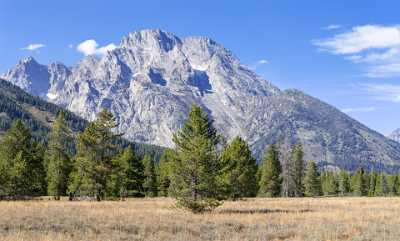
[1,103,400,213]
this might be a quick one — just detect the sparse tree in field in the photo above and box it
[143,155,158,197]
[290,144,305,197]
[375,173,389,196]
[368,171,378,196]
[258,145,282,197]
[351,168,368,196]
[220,136,258,199]
[303,161,321,197]
[68,109,120,201]
[158,149,174,197]
[0,120,45,198]
[169,104,223,213]
[321,171,338,196]
[338,170,350,196]
[45,112,73,200]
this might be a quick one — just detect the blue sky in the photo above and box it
[1,0,400,135]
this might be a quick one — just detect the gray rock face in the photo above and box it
[3,29,400,170]
[389,129,400,143]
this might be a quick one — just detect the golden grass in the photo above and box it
[0,197,399,241]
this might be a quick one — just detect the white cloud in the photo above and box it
[362,83,400,102]
[324,25,341,31]
[76,39,117,56]
[249,59,269,70]
[341,107,376,113]
[68,44,74,49]
[21,43,45,51]
[313,25,400,77]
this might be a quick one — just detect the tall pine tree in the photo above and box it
[169,104,223,213]
[303,161,321,197]
[220,136,258,199]
[45,112,73,200]
[68,109,120,201]
[143,155,158,197]
[258,145,282,197]
[290,144,305,197]
[351,168,368,196]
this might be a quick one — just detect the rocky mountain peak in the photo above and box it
[121,29,182,52]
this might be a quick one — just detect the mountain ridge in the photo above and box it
[3,29,400,171]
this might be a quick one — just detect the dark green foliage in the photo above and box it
[107,147,133,199]
[125,147,145,197]
[258,145,282,197]
[290,144,305,197]
[169,104,223,213]
[375,173,389,196]
[0,120,45,198]
[303,161,321,197]
[321,171,338,196]
[143,155,158,197]
[45,112,73,200]
[68,109,121,200]
[351,168,368,196]
[158,149,175,197]
[338,170,350,195]
[368,171,378,196]
[220,136,258,199]
[388,175,400,196]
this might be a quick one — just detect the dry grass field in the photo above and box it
[0,197,399,241]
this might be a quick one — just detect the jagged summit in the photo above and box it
[3,29,400,171]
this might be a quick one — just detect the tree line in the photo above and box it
[1,105,399,212]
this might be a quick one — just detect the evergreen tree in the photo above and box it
[351,168,368,196]
[375,173,389,196]
[338,170,350,196]
[303,161,321,197]
[258,145,282,197]
[107,147,132,199]
[68,109,120,201]
[158,149,174,197]
[143,155,158,197]
[125,147,145,197]
[220,136,258,199]
[290,144,305,197]
[321,171,338,196]
[368,171,378,197]
[0,120,45,197]
[169,104,223,213]
[45,112,73,200]
[389,175,399,196]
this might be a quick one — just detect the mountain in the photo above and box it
[389,129,400,143]
[3,29,400,172]
[0,78,164,159]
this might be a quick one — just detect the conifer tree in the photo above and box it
[375,173,389,196]
[258,145,282,197]
[220,136,258,199]
[143,155,158,197]
[368,171,378,196]
[321,171,338,196]
[290,144,305,197]
[125,147,145,197]
[303,161,321,197]
[351,168,368,196]
[107,147,132,199]
[68,109,120,201]
[169,104,223,213]
[45,112,73,200]
[158,149,174,197]
[389,175,399,196]
[0,120,45,197]
[338,170,350,195]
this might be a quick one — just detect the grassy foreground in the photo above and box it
[0,197,399,241]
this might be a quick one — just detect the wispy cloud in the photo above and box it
[323,24,341,31]
[76,39,117,56]
[313,25,400,77]
[341,106,376,113]
[21,43,45,51]
[249,59,269,70]
[361,83,400,102]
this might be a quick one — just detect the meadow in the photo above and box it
[0,197,399,241]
